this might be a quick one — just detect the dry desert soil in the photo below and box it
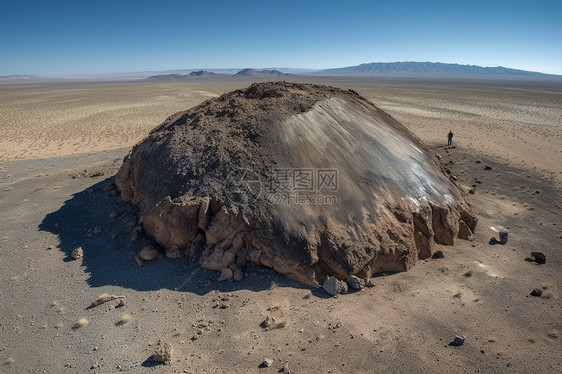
[0,76,561,373]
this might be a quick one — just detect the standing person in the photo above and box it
[447,130,454,146]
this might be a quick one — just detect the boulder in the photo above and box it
[116,82,476,286]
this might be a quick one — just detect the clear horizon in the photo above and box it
[1,0,561,76]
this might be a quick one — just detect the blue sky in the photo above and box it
[1,0,561,75]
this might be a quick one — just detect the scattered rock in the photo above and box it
[449,335,465,346]
[260,358,273,368]
[218,267,233,281]
[431,250,444,259]
[73,317,89,329]
[115,300,125,308]
[528,251,546,264]
[323,276,346,296]
[345,275,365,290]
[3,357,15,366]
[261,315,277,329]
[233,268,244,281]
[468,188,476,194]
[484,166,492,170]
[489,226,508,245]
[71,247,83,260]
[530,288,543,297]
[365,279,376,288]
[498,231,509,244]
[139,246,159,261]
[278,362,291,373]
[152,341,173,365]
[260,315,286,330]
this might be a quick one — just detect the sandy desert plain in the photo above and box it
[0,75,561,373]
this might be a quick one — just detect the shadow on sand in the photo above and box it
[39,177,310,295]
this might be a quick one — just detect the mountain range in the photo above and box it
[317,61,550,77]
[2,62,560,83]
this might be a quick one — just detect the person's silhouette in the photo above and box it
[447,130,454,146]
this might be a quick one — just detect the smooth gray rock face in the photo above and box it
[116,82,476,286]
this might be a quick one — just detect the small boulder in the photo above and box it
[530,288,543,297]
[71,247,83,260]
[260,315,276,329]
[449,335,465,346]
[233,268,244,281]
[218,267,233,281]
[259,358,273,368]
[139,246,159,261]
[530,251,546,264]
[152,341,173,365]
[323,276,345,296]
[346,275,364,290]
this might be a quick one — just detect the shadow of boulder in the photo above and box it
[39,177,308,295]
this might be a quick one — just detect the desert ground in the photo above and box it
[0,76,561,373]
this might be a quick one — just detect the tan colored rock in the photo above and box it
[142,195,202,249]
[431,203,460,245]
[152,341,173,364]
[205,206,240,246]
[458,220,473,240]
[71,247,83,260]
[139,246,159,261]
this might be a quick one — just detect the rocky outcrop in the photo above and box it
[116,82,477,286]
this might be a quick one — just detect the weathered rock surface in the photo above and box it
[323,276,347,296]
[152,341,173,364]
[346,275,365,290]
[116,82,476,286]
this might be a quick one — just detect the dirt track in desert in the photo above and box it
[1,77,561,373]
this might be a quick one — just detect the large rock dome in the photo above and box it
[116,82,476,286]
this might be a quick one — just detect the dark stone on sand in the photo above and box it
[530,288,543,297]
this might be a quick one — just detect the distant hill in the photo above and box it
[146,70,223,80]
[318,62,552,77]
[232,69,287,78]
